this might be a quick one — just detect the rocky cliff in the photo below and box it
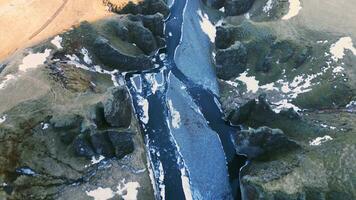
[205,0,356,199]
[0,0,169,199]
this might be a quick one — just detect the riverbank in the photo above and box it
[204,0,356,199]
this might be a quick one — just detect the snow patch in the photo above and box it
[272,99,301,113]
[0,115,7,124]
[130,75,142,93]
[137,96,149,124]
[86,187,115,200]
[117,180,140,200]
[309,135,333,146]
[19,49,51,72]
[0,74,17,90]
[277,72,320,99]
[282,0,302,20]
[181,168,193,200]
[51,36,63,49]
[197,10,216,43]
[330,37,356,62]
[263,0,273,13]
[158,161,165,200]
[260,82,278,91]
[81,48,93,64]
[91,155,105,165]
[145,73,163,95]
[332,66,344,73]
[167,99,181,129]
[236,72,260,93]
[41,122,49,130]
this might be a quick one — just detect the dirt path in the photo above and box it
[0,0,112,62]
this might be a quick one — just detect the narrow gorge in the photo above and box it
[0,0,355,200]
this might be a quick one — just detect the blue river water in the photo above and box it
[125,0,246,199]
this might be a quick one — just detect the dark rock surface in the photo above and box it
[213,1,356,198]
[0,0,164,198]
[90,132,116,157]
[107,131,134,159]
[203,0,255,16]
[120,14,164,54]
[104,0,170,17]
[232,126,299,160]
[93,36,153,71]
[104,87,133,128]
[224,0,255,16]
[73,134,96,158]
[216,41,247,80]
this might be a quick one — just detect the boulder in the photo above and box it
[104,87,133,128]
[224,0,255,16]
[232,126,299,160]
[216,41,248,80]
[107,131,134,159]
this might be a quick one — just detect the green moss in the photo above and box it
[294,81,353,109]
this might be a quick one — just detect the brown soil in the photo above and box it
[0,0,113,61]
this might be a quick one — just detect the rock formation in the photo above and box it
[0,0,170,198]
[206,0,356,199]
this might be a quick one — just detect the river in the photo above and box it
[125,0,246,199]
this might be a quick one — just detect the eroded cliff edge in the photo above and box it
[204,0,356,199]
[0,0,169,199]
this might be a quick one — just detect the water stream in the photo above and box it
[125,0,246,199]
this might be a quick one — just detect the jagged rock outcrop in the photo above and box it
[227,95,300,126]
[103,87,132,128]
[107,131,135,159]
[115,13,166,55]
[0,0,166,198]
[93,36,154,70]
[216,41,247,80]
[215,22,313,81]
[232,126,299,160]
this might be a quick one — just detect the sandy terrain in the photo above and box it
[276,0,356,40]
[298,0,356,37]
[0,0,112,61]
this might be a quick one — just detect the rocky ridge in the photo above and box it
[0,0,169,199]
[204,0,356,199]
